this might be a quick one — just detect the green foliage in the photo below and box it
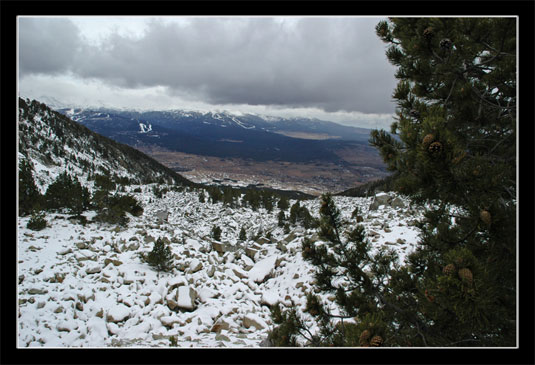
[93,191,143,226]
[44,172,91,215]
[94,174,116,191]
[27,211,47,231]
[277,196,290,211]
[211,225,222,241]
[289,201,317,229]
[145,237,173,273]
[18,159,43,216]
[270,18,516,348]
[199,190,206,203]
[277,211,286,227]
[239,227,247,241]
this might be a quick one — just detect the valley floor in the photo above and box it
[17,187,423,348]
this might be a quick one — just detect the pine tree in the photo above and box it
[146,237,173,275]
[211,225,222,241]
[269,18,516,347]
[239,227,247,241]
[18,159,43,216]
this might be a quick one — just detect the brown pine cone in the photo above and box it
[370,335,384,347]
[422,133,435,147]
[442,263,456,275]
[428,141,443,155]
[359,329,371,346]
[480,210,492,226]
[458,268,473,286]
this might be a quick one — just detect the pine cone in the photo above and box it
[428,141,443,155]
[422,133,435,147]
[423,27,434,39]
[439,38,453,50]
[370,336,384,347]
[442,263,456,275]
[359,329,371,346]
[480,210,492,226]
[458,268,473,286]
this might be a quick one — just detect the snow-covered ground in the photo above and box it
[17,187,424,348]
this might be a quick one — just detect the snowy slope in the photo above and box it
[17,186,424,348]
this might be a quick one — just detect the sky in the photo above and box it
[18,16,398,129]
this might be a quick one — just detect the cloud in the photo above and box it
[18,17,81,75]
[19,16,398,115]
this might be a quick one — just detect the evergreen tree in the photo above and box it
[146,237,173,275]
[18,159,43,216]
[44,172,90,215]
[211,225,222,241]
[270,18,516,347]
[277,211,286,227]
[239,227,247,241]
[277,196,290,211]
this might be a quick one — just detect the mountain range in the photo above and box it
[56,107,383,166]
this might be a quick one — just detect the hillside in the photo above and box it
[18,98,195,192]
[17,99,426,348]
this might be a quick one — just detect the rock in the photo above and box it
[75,242,87,249]
[212,241,227,253]
[255,237,270,245]
[215,333,231,342]
[188,258,203,273]
[390,196,405,208]
[261,291,279,306]
[104,258,123,267]
[211,319,231,333]
[356,215,364,223]
[396,238,407,244]
[243,314,268,330]
[369,200,380,211]
[160,315,181,328]
[58,248,72,255]
[85,264,102,274]
[176,286,197,311]
[276,241,288,253]
[207,265,216,278]
[155,210,169,223]
[283,232,297,243]
[106,304,131,323]
[375,192,391,205]
[144,235,155,244]
[240,255,254,270]
[248,255,277,283]
[231,266,248,279]
[27,288,48,295]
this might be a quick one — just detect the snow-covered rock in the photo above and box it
[248,255,278,283]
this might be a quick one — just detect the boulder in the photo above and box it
[85,264,102,274]
[155,210,169,223]
[176,286,197,311]
[248,255,277,283]
[390,196,405,208]
[375,192,391,205]
[188,258,203,273]
[243,314,268,330]
[106,304,131,323]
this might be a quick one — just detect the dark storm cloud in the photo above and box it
[19,17,397,114]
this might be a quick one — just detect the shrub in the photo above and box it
[146,238,173,274]
[27,211,47,231]
[211,225,222,241]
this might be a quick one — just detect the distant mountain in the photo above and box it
[18,98,195,192]
[57,108,380,165]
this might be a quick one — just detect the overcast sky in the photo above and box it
[18,16,398,129]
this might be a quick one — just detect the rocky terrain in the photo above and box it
[18,188,423,348]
